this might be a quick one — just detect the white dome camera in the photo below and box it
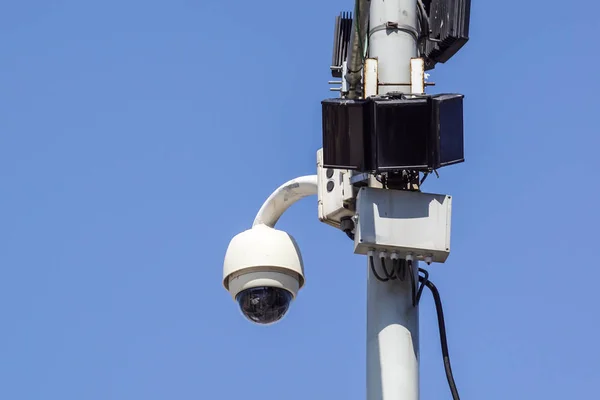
[223,224,305,325]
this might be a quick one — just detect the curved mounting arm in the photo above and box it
[253,175,318,228]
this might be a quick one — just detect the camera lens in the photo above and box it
[236,287,293,325]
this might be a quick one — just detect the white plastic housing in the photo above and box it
[317,148,354,229]
[223,224,305,299]
[364,58,378,97]
[354,187,452,263]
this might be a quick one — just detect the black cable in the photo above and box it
[394,258,407,281]
[369,256,389,282]
[416,268,429,304]
[420,277,461,400]
[374,259,429,308]
[416,0,430,56]
[417,0,430,33]
[407,260,417,306]
[380,256,397,279]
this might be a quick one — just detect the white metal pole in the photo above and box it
[366,0,420,399]
[369,0,418,96]
[367,258,420,400]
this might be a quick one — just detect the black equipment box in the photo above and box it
[424,0,471,70]
[321,94,465,173]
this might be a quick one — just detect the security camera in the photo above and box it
[223,224,305,325]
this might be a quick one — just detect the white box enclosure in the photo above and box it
[354,187,452,263]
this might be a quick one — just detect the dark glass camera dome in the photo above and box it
[236,287,293,325]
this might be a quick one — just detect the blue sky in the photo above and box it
[1,1,599,399]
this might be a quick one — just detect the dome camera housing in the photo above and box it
[223,224,305,325]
